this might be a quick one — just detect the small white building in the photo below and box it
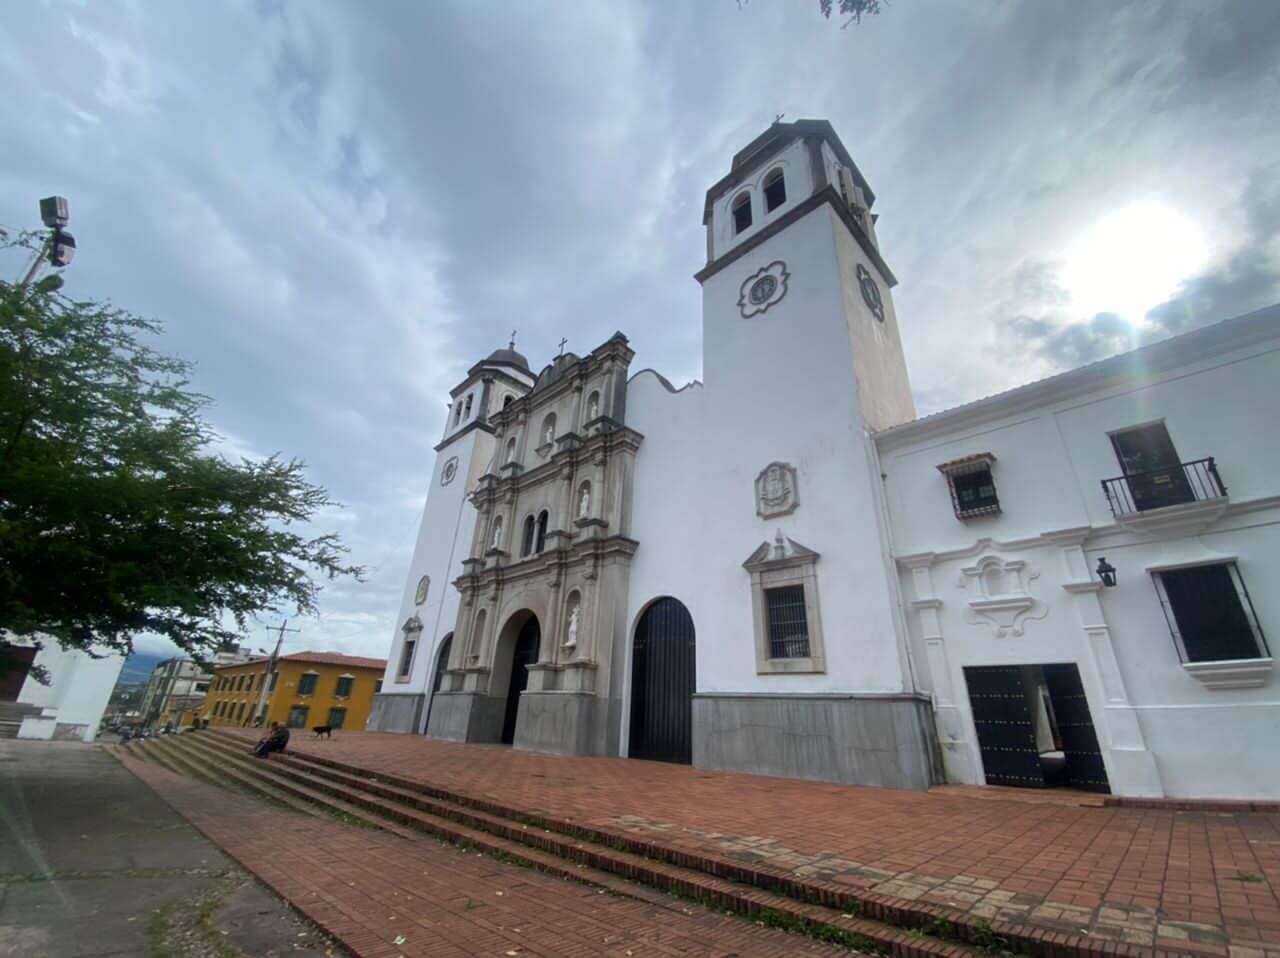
[1,639,124,743]
[369,119,1279,801]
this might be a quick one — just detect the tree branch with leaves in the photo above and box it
[0,231,363,665]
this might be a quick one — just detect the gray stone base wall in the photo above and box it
[426,691,506,743]
[692,693,942,790]
[366,693,425,734]
[513,691,601,756]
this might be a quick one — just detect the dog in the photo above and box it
[311,724,334,739]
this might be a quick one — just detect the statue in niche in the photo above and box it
[564,604,580,649]
[587,393,600,420]
[543,420,555,445]
[579,484,591,517]
[491,520,503,550]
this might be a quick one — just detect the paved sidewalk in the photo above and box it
[224,729,1280,958]
[0,739,343,957]
[120,748,855,958]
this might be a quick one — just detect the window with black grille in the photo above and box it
[1154,563,1268,663]
[326,707,347,729]
[297,672,318,695]
[334,675,354,698]
[937,453,1001,519]
[287,705,309,728]
[765,585,810,658]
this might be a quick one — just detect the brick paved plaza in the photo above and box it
[216,729,1280,958]
[119,749,851,958]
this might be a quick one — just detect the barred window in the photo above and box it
[765,585,810,659]
[334,675,354,698]
[326,707,347,729]
[287,705,309,728]
[297,672,318,695]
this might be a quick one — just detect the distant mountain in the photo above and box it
[117,650,166,686]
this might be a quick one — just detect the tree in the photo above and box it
[819,0,884,26]
[0,232,362,664]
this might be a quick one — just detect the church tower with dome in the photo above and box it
[365,342,538,734]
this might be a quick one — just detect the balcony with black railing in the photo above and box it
[1101,457,1227,517]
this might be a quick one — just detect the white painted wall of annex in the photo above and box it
[880,321,1280,799]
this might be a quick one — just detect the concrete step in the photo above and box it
[187,731,987,958]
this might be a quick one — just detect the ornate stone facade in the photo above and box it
[427,333,643,756]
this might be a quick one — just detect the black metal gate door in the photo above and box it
[501,618,540,745]
[1042,664,1111,793]
[630,598,695,764]
[963,666,1045,788]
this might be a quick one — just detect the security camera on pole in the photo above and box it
[17,195,77,286]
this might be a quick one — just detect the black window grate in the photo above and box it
[765,585,810,659]
[949,468,1000,518]
[297,672,318,696]
[334,676,354,698]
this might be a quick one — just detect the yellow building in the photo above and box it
[200,651,386,732]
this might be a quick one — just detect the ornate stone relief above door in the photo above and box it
[956,555,1048,638]
[754,461,799,518]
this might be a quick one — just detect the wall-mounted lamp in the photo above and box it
[1096,557,1117,588]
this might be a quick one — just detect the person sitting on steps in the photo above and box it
[251,721,290,759]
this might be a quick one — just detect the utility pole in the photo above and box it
[253,620,300,727]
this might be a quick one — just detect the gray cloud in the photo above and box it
[2,0,1277,657]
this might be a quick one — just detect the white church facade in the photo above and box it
[368,120,1280,802]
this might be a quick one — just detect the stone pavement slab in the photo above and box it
[119,747,858,957]
[222,729,1280,958]
[0,740,343,957]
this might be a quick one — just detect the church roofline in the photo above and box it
[703,119,875,226]
[874,303,1280,449]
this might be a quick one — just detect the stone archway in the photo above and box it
[629,597,696,764]
[494,611,541,746]
[422,633,453,734]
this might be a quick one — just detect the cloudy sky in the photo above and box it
[3,0,1277,661]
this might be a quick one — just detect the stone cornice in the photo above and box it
[433,418,495,453]
[470,426,644,506]
[453,534,639,594]
[695,185,897,288]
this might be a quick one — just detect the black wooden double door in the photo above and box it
[501,618,540,745]
[963,664,1110,793]
[630,598,696,764]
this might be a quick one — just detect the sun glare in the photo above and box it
[1061,201,1208,324]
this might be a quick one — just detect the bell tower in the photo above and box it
[368,342,536,734]
[696,119,914,432]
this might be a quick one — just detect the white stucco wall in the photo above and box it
[625,204,916,740]
[879,309,1280,799]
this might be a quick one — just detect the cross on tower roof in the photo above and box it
[509,329,517,350]
[557,337,568,357]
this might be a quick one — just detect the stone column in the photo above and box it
[1047,532,1163,797]
[901,555,979,783]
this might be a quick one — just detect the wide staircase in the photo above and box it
[0,701,40,739]
[118,729,1093,958]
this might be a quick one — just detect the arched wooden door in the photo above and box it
[629,598,696,764]
[501,617,540,745]
[422,634,452,734]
